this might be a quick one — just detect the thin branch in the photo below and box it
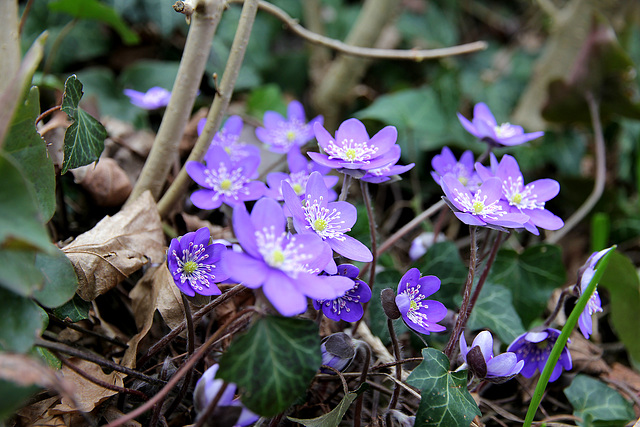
[230,0,488,61]
[35,105,62,126]
[157,0,260,217]
[127,0,225,204]
[386,319,402,411]
[546,92,606,244]
[0,0,20,96]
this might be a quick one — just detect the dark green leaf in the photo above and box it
[118,60,180,93]
[413,241,467,310]
[61,75,107,174]
[34,347,62,369]
[406,348,480,427]
[246,84,287,119]
[0,249,43,297]
[52,294,91,323]
[0,288,47,353]
[48,0,139,45]
[599,252,640,363]
[467,283,525,344]
[33,245,78,308]
[218,316,322,416]
[487,244,566,327]
[4,87,55,221]
[288,387,365,426]
[0,380,39,422]
[0,153,52,253]
[369,269,407,346]
[564,374,634,426]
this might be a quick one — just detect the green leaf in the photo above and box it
[33,245,78,308]
[218,316,322,416]
[5,87,55,221]
[487,244,566,327]
[60,75,107,174]
[0,152,52,253]
[413,241,467,310]
[288,386,365,427]
[52,294,92,322]
[406,348,480,427]
[467,283,525,344]
[564,374,634,426]
[369,269,407,345]
[119,60,180,93]
[246,84,287,119]
[0,288,47,353]
[0,249,43,297]
[34,347,62,369]
[48,0,139,45]
[598,252,640,363]
[0,380,39,422]
[590,212,610,252]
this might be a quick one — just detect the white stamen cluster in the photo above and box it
[204,162,250,201]
[401,283,432,329]
[255,225,313,278]
[324,138,379,163]
[172,241,213,292]
[494,123,519,138]
[267,119,308,151]
[320,282,362,315]
[502,176,544,210]
[286,171,310,196]
[302,195,347,241]
[453,188,506,220]
[587,291,603,316]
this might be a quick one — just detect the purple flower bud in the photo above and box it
[320,333,356,373]
[123,87,171,110]
[575,246,614,339]
[459,330,524,383]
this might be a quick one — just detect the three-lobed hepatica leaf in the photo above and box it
[564,374,634,427]
[407,348,480,427]
[60,75,107,174]
[218,315,322,417]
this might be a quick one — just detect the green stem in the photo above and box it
[127,0,225,205]
[523,247,615,426]
[157,0,260,217]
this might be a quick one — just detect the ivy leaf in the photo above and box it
[60,75,107,174]
[564,374,634,426]
[218,316,322,417]
[0,288,48,353]
[52,294,91,323]
[287,385,367,427]
[487,244,565,327]
[467,283,525,344]
[406,348,480,427]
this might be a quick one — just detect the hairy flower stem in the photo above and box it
[106,308,255,427]
[444,226,478,360]
[163,294,197,418]
[386,319,403,411]
[194,382,230,427]
[547,91,605,244]
[157,0,260,217]
[542,288,571,328]
[127,0,224,204]
[354,341,372,427]
[466,231,505,318]
[338,174,352,201]
[352,181,376,335]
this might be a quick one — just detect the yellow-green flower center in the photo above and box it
[293,183,304,195]
[183,261,198,274]
[512,193,523,204]
[458,176,468,186]
[314,218,328,232]
[271,250,285,266]
[409,300,418,311]
[345,148,357,161]
[286,131,296,141]
[224,147,232,154]
[472,200,485,214]
[220,179,232,191]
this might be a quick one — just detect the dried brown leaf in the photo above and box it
[568,332,610,375]
[62,191,164,301]
[15,396,59,426]
[72,157,132,207]
[0,353,75,401]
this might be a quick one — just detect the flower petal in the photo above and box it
[223,251,269,288]
[263,271,308,316]
[329,234,373,262]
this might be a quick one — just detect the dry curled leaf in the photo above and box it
[72,157,132,207]
[62,191,164,301]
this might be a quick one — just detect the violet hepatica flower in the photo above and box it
[360,146,414,184]
[313,264,372,322]
[283,171,373,264]
[476,154,564,235]
[459,330,524,383]
[224,198,354,316]
[199,116,260,162]
[440,174,529,229]
[395,268,447,335]
[265,149,338,201]
[256,100,323,153]
[167,227,229,297]
[309,118,400,174]
[576,246,614,339]
[457,103,544,147]
[194,364,259,427]
[186,147,266,209]
[431,146,481,191]
[507,328,572,382]
[123,87,171,110]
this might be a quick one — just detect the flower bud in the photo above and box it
[380,288,401,319]
[320,333,355,373]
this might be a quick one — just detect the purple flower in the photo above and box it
[507,328,572,382]
[475,154,564,235]
[309,118,400,173]
[320,332,356,373]
[457,103,544,147]
[123,87,171,109]
[186,147,266,209]
[256,100,323,153]
[395,268,447,335]
[576,246,613,339]
[265,149,339,201]
[224,198,354,316]
[440,174,529,228]
[199,116,261,162]
[431,146,481,191]
[194,364,259,426]
[459,330,524,383]
[313,264,372,322]
[283,171,373,264]
[167,227,229,297]
[360,146,414,183]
